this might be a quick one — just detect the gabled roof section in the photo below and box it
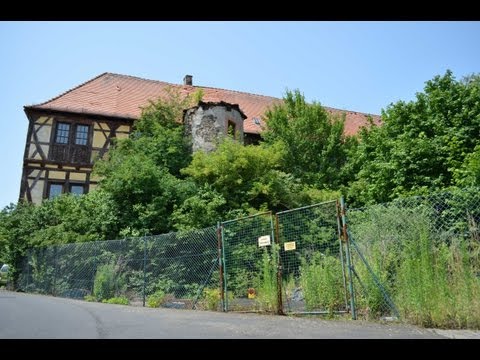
[26,72,381,136]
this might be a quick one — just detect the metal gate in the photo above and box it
[220,212,278,312]
[275,200,351,315]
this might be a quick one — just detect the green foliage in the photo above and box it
[201,287,221,311]
[348,70,480,206]
[454,145,480,187]
[102,296,130,305]
[300,253,345,314]
[93,263,125,301]
[262,89,350,189]
[93,89,197,235]
[192,88,204,104]
[95,150,193,234]
[146,290,166,308]
[0,191,119,288]
[349,194,480,328]
[171,185,227,231]
[84,295,96,302]
[182,138,307,213]
[254,246,279,313]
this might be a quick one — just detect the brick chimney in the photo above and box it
[183,75,193,86]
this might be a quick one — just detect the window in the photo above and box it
[55,122,89,146]
[227,121,237,139]
[70,184,85,196]
[55,123,70,144]
[75,125,89,145]
[47,182,86,199]
[50,121,91,164]
[48,183,63,199]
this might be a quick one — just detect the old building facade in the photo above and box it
[20,72,380,204]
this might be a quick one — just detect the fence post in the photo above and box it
[26,248,31,291]
[91,242,99,295]
[143,233,147,307]
[217,222,225,312]
[341,196,357,320]
[336,200,350,312]
[52,245,58,297]
[221,223,229,312]
[274,214,285,315]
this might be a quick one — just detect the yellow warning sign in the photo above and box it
[284,241,296,251]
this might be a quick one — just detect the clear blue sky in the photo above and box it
[1,21,479,209]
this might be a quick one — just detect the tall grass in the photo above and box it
[300,253,344,314]
[353,244,395,319]
[350,200,480,329]
[254,245,279,313]
[396,232,480,328]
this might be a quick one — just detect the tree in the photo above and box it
[348,70,480,206]
[182,138,314,213]
[261,89,350,189]
[454,144,480,187]
[93,90,197,235]
[0,190,119,287]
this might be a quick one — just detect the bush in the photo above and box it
[146,290,166,308]
[84,295,96,302]
[300,253,344,314]
[202,288,221,311]
[254,246,278,313]
[93,263,125,301]
[102,296,129,305]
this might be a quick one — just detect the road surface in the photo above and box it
[0,290,447,339]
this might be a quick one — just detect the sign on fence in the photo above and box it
[258,235,271,247]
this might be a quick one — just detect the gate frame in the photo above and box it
[220,211,274,313]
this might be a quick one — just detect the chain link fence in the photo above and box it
[16,187,479,326]
[18,226,219,310]
[276,201,349,315]
[347,187,480,328]
[221,212,277,312]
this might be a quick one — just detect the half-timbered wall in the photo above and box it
[20,110,132,204]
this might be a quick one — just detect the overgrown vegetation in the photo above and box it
[300,253,345,314]
[102,296,130,305]
[254,246,279,313]
[349,190,480,328]
[1,71,480,328]
[146,290,166,308]
[93,263,125,301]
[200,287,221,311]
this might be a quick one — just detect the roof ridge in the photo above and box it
[322,105,380,118]
[102,72,178,88]
[27,71,380,118]
[196,84,281,101]
[31,72,110,107]
[108,72,283,101]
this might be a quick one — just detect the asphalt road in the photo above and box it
[0,290,444,339]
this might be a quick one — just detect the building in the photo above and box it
[20,72,380,204]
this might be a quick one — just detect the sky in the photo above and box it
[0,21,479,209]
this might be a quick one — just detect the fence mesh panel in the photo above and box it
[221,212,276,312]
[276,201,349,314]
[16,187,479,326]
[18,226,218,310]
[146,227,219,310]
[347,187,480,327]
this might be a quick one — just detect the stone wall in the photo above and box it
[184,101,246,153]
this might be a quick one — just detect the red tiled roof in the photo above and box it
[26,72,381,136]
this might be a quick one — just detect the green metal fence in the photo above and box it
[347,187,480,326]
[19,226,219,310]
[18,188,478,324]
[220,212,277,312]
[276,200,351,315]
